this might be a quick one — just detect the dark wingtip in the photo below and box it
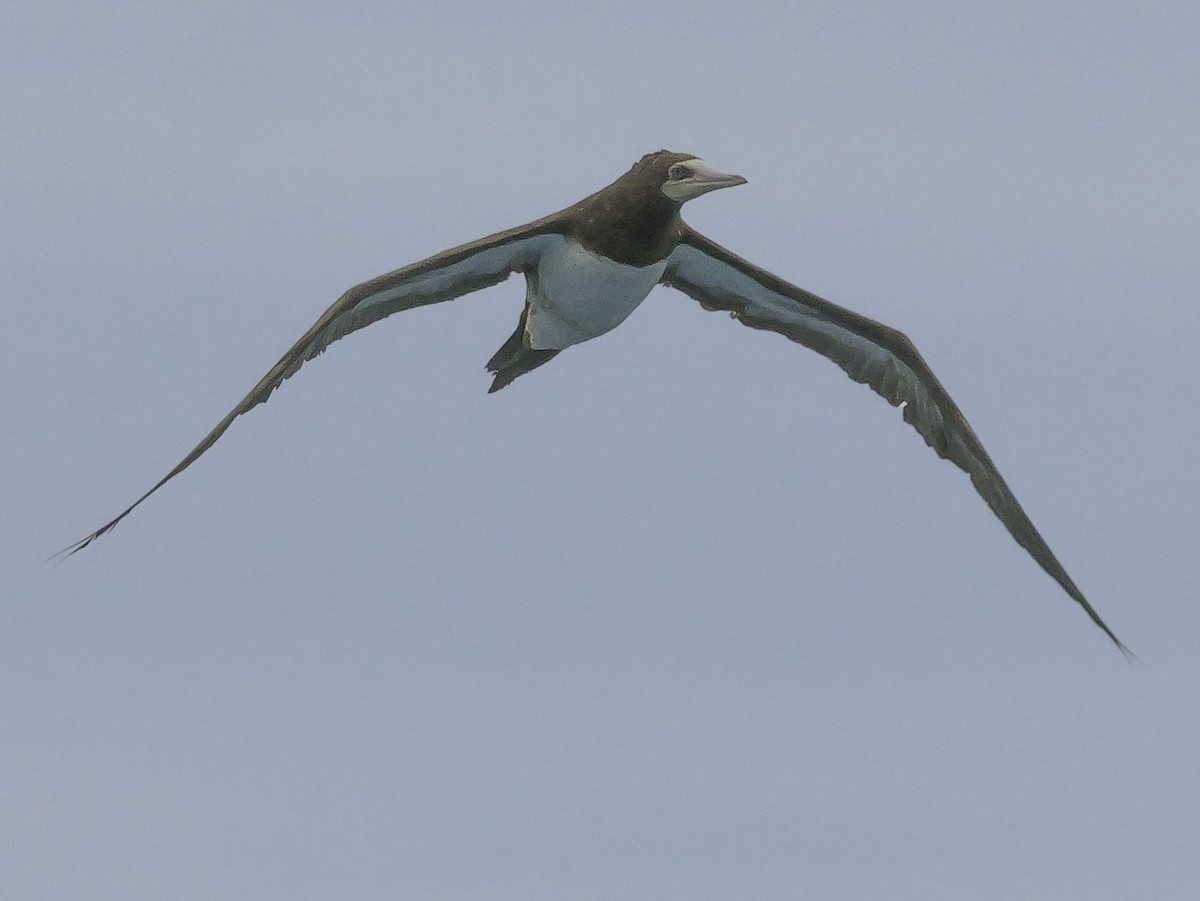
[1076,601,1134,659]
[50,507,134,562]
[50,524,114,563]
[1069,588,1133,659]
[1099,623,1132,657]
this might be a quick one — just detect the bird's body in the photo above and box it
[64,150,1128,652]
[525,236,668,350]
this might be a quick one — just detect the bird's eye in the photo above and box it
[669,164,693,181]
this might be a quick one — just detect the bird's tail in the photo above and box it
[486,305,560,392]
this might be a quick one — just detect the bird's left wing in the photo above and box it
[61,221,561,555]
[662,225,1127,653]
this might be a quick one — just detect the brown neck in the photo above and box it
[570,181,682,267]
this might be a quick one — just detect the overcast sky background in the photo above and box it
[3,2,1198,899]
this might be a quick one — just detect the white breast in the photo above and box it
[525,236,667,350]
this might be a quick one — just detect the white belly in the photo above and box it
[525,236,667,350]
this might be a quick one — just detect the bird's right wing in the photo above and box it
[62,221,562,555]
[663,226,1129,654]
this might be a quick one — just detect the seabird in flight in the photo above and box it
[62,150,1128,652]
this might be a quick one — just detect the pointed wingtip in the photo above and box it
[1074,594,1134,659]
[49,536,93,564]
[1080,604,1134,660]
[50,534,98,563]
[1110,633,1137,662]
[49,517,124,563]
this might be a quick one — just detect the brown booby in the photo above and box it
[63,150,1128,653]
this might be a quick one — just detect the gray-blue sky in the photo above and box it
[4,2,1198,898]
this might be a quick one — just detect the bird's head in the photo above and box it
[634,150,747,203]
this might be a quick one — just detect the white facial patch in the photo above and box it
[660,158,746,202]
[661,158,710,201]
